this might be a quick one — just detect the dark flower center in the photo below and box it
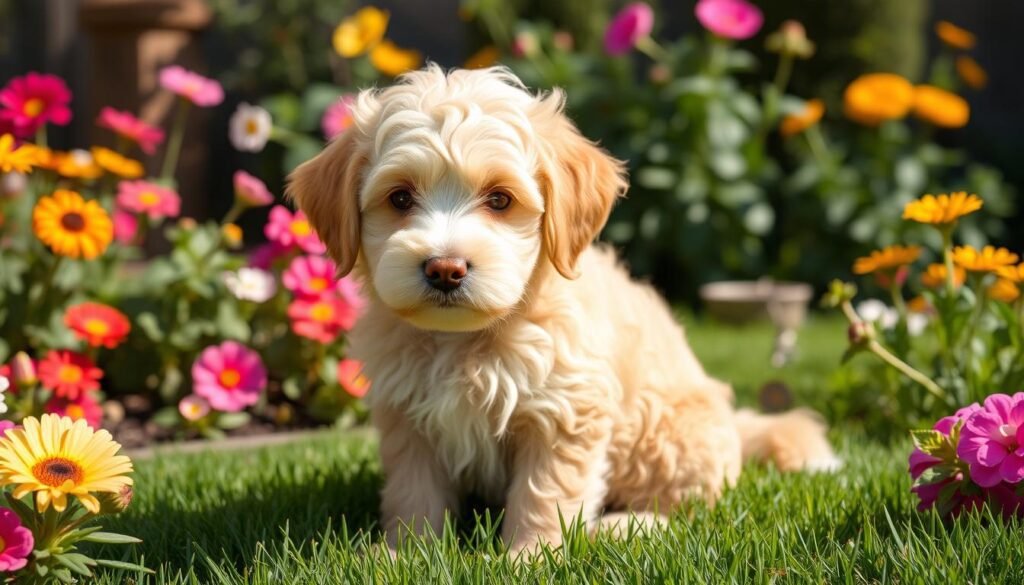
[32,457,84,487]
[61,212,86,232]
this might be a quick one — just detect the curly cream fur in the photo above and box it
[288,65,837,553]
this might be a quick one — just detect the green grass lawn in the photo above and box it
[87,316,1024,583]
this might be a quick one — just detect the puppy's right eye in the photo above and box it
[389,190,414,211]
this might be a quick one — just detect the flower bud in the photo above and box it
[11,352,36,387]
[99,485,133,514]
[848,321,875,345]
[649,64,672,85]
[512,31,539,58]
[222,223,243,249]
[177,217,198,231]
[766,20,815,59]
[552,30,574,52]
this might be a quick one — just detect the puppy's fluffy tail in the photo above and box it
[733,408,841,472]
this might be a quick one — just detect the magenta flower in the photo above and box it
[0,72,72,137]
[178,394,211,421]
[97,107,165,154]
[695,0,763,40]
[233,170,274,208]
[159,66,224,107]
[0,507,33,571]
[322,95,356,141]
[113,209,139,244]
[337,275,367,314]
[283,255,339,299]
[191,341,267,412]
[116,180,181,220]
[248,242,289,270]
[264,205,327,254]
[0,421,15,435]
[604,3,654,56]
[910,403,981,512]
[958,393,1024,488]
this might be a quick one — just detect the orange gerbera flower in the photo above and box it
[780,99,825,137]
[369,40,422,77]
[91,147,144,179]
[853,245,922,275]
[912,85,969,128]
[988,279,1020,304]
[998,263,1024,283]
[843,73,914,126]
[37,351,102,400]
[54,150,102,180]
[953,245,1020,273]
[32,190,113,259]
[935,21,975,50]
[956,56,988,90]
[64,302,131,348]
[465,45,500,70]
[921,263,966,289]
[0,133,39,173]
[902,192,982,226]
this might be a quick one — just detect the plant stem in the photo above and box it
[635,36,670,63]
[772,53,794,95]
[868,340,946,402]
[35,125,47,148]
[941,226,956,297]
[222,201,245,226]
[160,99,191,183]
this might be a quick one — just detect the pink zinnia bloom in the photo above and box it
[283,255,339,299]
[0,421,15,435]
[337,275,366,314]
[264,205,327,254]
[0,508,33,571]
[321,95,356,141]
[159,66,224,107]
[958,393,1024,488]
[113,209,139,243]
[45,394,103,429]
[97,107,165,154]
[191,341,267,412]
[287,294,357,343]
[604,3,655,56]
[179,394,211,421]
[909,403,981,513]
[695,0,763,40]
[233,170,274,208]
[249,242,289,270]
[0,72,72,137]
[337,358,370,398]
[116,180,181,219]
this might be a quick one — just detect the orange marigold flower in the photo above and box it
[369,40,422,77]
[853,245,922,275]
[953,245,1019,273]
[465,45,500,70]
[0,133,39,173]
[907,295,932,314]
[780,99,825,137]
[902,192,982,226]
[91,147,144,179]
[64,301,131,349]
[998,263,1024,283]
[912,85,969,128]
[988,279,1020,304]
[54,150,102,180]
[956,56,988,90]
[921,263,966,289]
[33,189,113,259]
[332,6,389,58]
[843,73,914,126]
[935,21,975,50]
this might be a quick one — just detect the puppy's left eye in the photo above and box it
[484,192,512,211]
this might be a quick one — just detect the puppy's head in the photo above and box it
[288,66,626,333]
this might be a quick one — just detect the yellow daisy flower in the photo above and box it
[32,189,113,259]
[853,245,922,275]
[369,40,422,77]
[998,263,1024,283]
[465,45,500,70]
[55,150,103,180]
[92,146,144,179]
[332,6,389,58]
[780,99,825,137]
[956,56,988,90]
[0,414,133,513]
[988,279,1020,304]
[902,192,982,226]
[921,263,966,289]
[935,21,975,50]
[953,245,1020,273]
[0,133,39,173]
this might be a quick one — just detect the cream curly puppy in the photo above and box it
[289,66,837,553]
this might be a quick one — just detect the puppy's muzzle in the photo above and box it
[423,257,469,293]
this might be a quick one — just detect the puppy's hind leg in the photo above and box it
[734,408,842,472]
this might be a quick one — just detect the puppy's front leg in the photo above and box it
[374,406,458,549]
[502,413,612,554]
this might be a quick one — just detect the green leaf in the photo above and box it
[283,377,303,401]
[217,411,250,430]
[151,406,181,428]
[215,300,251,341]
[910,429,947,457]
[94,558,155,574]
[81,531,143,545]
[299,83,345,132]
[284,135,324,173]
[55,552,95,576]
[135,312,164,342]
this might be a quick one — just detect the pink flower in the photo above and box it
[283,255,339,299]
[910,403,982,513]
[116,180,181,219]
[45,394,103,429]
[0,72,72,137]
[159,66,224,107]
[191,341,267,412]
[0,421,15,435]
[97,107,165,154]
[287,294,357,343]
[337,358,370,398]
[322,96,356,141]
[0,507,33,571]
[178,394,211,421]
[958,393,1024,488]
[233,170,274,208]
[113,209,139,243]
[264,205,326,254]
[249,242,289,270]
[604,3,654,56]
[695,0,763,40]
[336,275,367,315]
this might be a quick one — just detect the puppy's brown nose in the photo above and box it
[424,257,469,292]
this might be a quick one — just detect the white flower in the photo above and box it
[229,103,273,152]
[907,312,929,337]
[857,299,929,337]
[0,375,9,415]
[223,267,277,303]
[856,299,889,324]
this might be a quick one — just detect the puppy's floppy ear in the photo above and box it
[532,90,628,279]
[286,127,367,277]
